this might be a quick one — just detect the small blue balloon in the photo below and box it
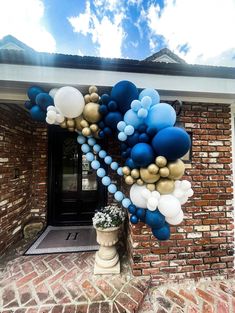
[85,152,94,162]
[81,144,90,154]
[102,176,111,186]
[137,108,148,118]
[130,215,139,224]
[103,127,112,136]
[127,132,139,147]
[108,100,118,111]
[101,94,110,104]
[120,143,128,151]
[28,86,44,102]
[99,150,107,158]
[97,168,106,177]
[138,124,147,133]
[36,93,54,111]
[104,156,112,164]
[124,125,135,136]
[93,144,101,153]
[131,99,142,112]
[139,133,149,143]
[152,223,170,241]
[91,160,100,170]
[24,101,34,110]
[118,132,127,141]
[131,143,154,167]
[114,191,124,202]
[117,121,126,131]
[122,198,131,208]
[136,208,146,219]
[98,121,105,129]
[145,209,165,229]
[88,138,96,146]
[128,204,137,214]
[139,88,160,105]
[104,111,123,130]
[125,158,136,169]
[99,104,108,115]
[77,135,86,144]
[111,162,119,170]
[141,96,152,110]
[124,109,143,128]
[117,167,123,176]
[29,105,46,121]
[108,184,117,194]
[99,130,105,138]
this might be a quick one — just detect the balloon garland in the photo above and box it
[25,81,193,241]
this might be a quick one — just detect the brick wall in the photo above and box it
[128,103,234,280]
[0,104,47,256]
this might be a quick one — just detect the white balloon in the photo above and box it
[47,110,57,120]
[179,196,188,205]
[166,210,184,225]
[54,86,85,118]
[187,188,194,197]
[147,204,156,212]
[147,197,158,211]
[174,180,181,188]
[181,180,191,190]
[49,88,59,99]
[173,189,184,199]
[141,188,151,199]
[56,114,65,123]
[46,116,55,125]
[130,184,148,208]
[151,191,160,199]
[158,195,181,218]
[47,105,57,112]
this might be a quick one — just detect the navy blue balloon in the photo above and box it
[131,143,154,167]
[24,101,34,110]
[125,158,136,169]
[99,130,105,138]
[152,127,191,161]
[120,143,128,151]
[30,105,46,121]
[98,121,105,129]
[136,207,146,219]
[152,223,170,241]
[103,127,112,136]
[139,133,149,143]
[27,86,44,102]
[101,94,111,104]
[36,93,54,111]
[128,204,137,214]
[99,104,108,115]
[108,100,118,111]
[104,112,123,130]
[127,132,139,147]
[145,209,165,229]
[111,80,139,114]
[130,215,139,224]
[138,124,147,133]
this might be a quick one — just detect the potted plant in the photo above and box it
[92,205,126,274]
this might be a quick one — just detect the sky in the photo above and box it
[0,0,235,66]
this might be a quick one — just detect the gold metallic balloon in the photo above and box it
[122,166,130,175]
[137,179,144,186]
[94,129,101,139]
[68,127,74,132]
[84,94,91,104]
[83,103,102,123]
[90,92,99,103]
[147,184,155,191]
[60,121,67,128]
[125,175,134,185]
[80,119,89,128]
[148,164,159,174]
[82,127,91,137]
[90,124,98,132]
[74,116,83,131]
[66,118,75,128]
[155,156,167,168]
[156,178,175,195]
[159,167,170,178]
[89,85,98,94]
[168,159,185,180]
[140,168,160,183]
[131,169,140,179]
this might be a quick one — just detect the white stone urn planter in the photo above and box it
[94,226,120,274]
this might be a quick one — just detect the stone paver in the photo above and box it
[139,277,235,313]
[0,252,149,312]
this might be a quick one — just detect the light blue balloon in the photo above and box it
[146,103,176,133]
[81,144,90,153]
[117,121,126,131]
[114,191,124,202]
[122,198,131,208]
[104,156,112,164]
[118,132,127,141]
[85,152,94,162]
[141,96,152,110]
[124,125,134,136]
[131,99,141,112]
[137,108,148,118]
[139,88,160,105]
[108,184,117,194]
[91,160,100,170]
[88,138,96,146]
[110,162,119,170]
[97,168,106,177]
[124,109,143,128]
[93,144,101,153]
[102,176,111,186]
[77,135,86,144]
[99,150,107,158]
[117,167,123,176]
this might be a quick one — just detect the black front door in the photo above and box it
[48,127,106,225]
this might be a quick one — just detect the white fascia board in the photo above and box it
[0,64,235,104]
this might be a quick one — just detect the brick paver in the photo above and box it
[0,252,149,312]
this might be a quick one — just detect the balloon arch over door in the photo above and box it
[25,81,193,241]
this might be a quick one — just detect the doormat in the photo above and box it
[25,225,99,255]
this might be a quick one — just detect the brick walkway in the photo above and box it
[0,252,150,313]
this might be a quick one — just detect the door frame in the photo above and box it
[231,103,235,208]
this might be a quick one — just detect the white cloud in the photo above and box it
[68,1,125,58]
[0,0,56,53]
[146,0,235,66]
